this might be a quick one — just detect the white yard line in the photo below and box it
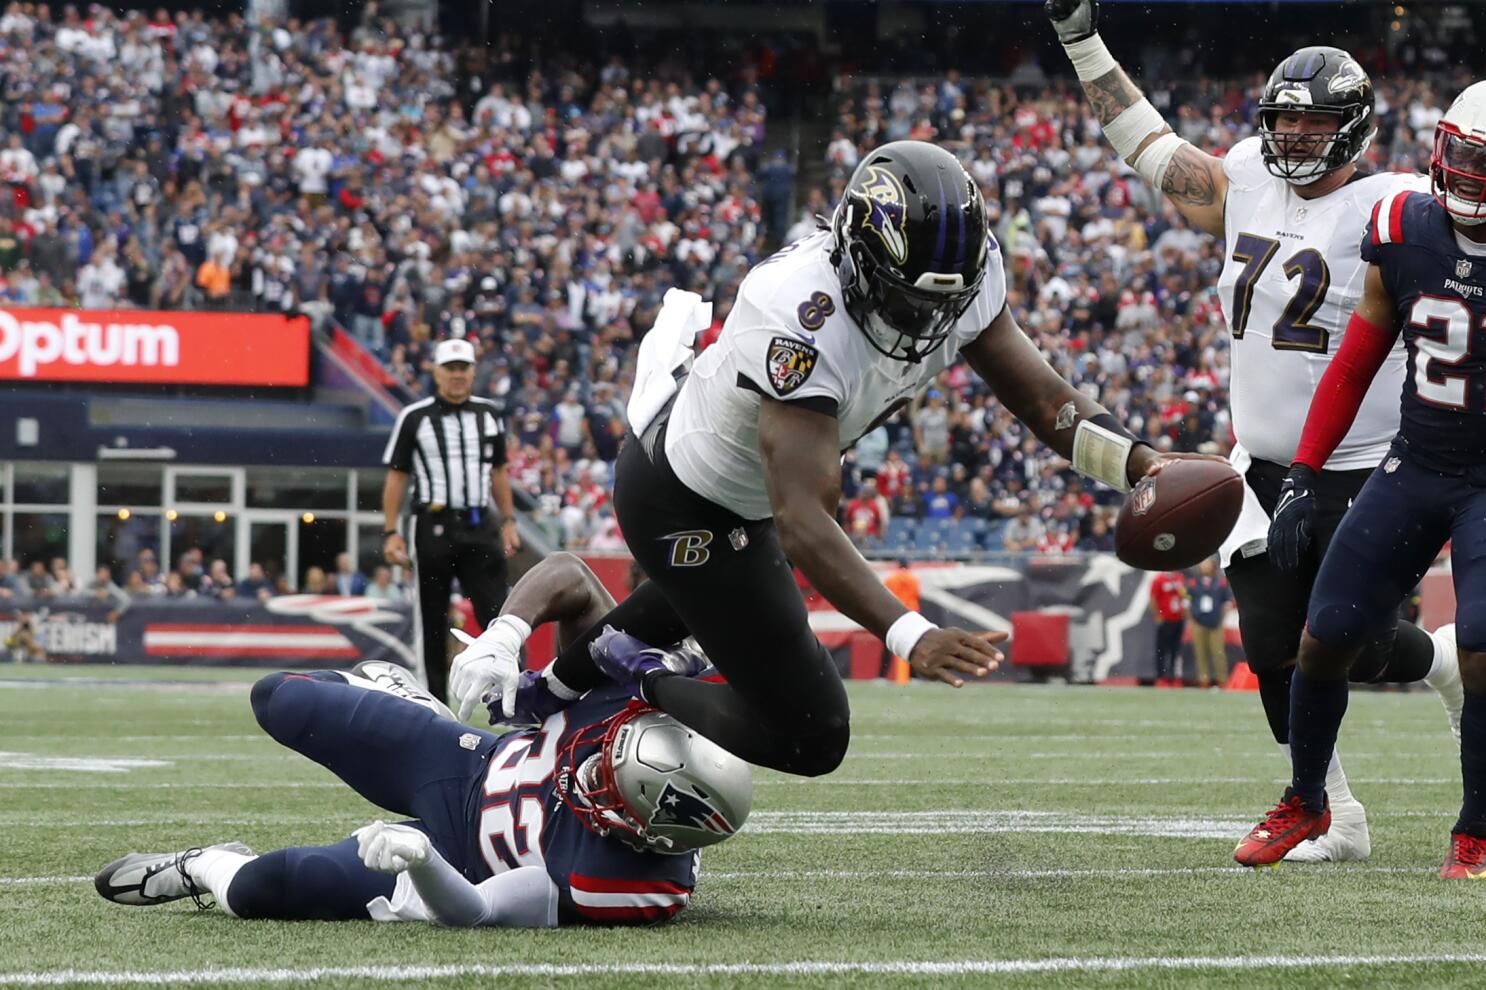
[3,954,1485,985]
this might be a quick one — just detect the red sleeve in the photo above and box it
[1292,310,1400,471]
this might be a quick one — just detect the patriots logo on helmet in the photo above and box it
[651,782,735,836]
[857,165,910,266]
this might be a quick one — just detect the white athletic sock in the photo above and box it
[1325,750,1358,811]
[1425,629,1453,685]
[187,848,256,917]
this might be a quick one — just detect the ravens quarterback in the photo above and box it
[94,553,751,927]
[1047,0,1462,862]
[450,139,1217,779]
[1237,83,1486,875]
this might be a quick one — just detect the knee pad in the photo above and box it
[777,719,851,778]
[225,847,379,921]
[1236,609,1303,674]
[249,672,319,742]
[1306,602,1373,654]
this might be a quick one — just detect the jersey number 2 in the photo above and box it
[1229,233,1332,352]
[478,717,564,873]
[1407,295,1481,411]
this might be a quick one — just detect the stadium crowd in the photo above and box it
[0,3,1471,556]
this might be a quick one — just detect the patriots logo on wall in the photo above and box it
[857,165,910,265]
[651,782,734,835]
[766,336,818,395]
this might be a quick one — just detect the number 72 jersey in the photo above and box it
[1216,136,1426,470]
[1363,189,1486,476]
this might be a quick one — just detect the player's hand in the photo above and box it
[1045,0,1097,43]
[501,519,521,558]
[1268,465,1318,574]
[488,669,567,727]
[1126,447,1228,486]
[908,628,1006,688]
[354,820,431,874]
[449,622,522,722]
[383,533,409,567]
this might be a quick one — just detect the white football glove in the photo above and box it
[448,615,530,722]
[354,820,431,874]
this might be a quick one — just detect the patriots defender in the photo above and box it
[1237,84,1486,874]
[94,554,751,927]
[451,140,1216,778]
[1047,0,1461,862]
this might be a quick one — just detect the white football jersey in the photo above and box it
[667,230,1007,519]
[1217,137,1426,470]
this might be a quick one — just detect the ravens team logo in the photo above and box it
[766,336,818,395]
[857,165,910,265]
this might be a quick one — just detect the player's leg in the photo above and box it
[1236,461,1451,865]
[452,515,510,629]
[1441,487,1486,877]
[411,515,457,702]
[250,671,498,819]
[562,434,849,776]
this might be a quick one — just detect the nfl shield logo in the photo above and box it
[1457,259,1473,279]
[1383,457,1401,474]
[1130,478,1157,517]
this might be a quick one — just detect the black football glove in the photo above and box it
[1267,465,1318,574]
[1045,0,1098,43]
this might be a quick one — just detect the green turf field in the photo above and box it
[1,666,1481,988]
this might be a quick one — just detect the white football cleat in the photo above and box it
[1426,624,1463,747]
[346,661,457,721]
[95,842,254,908]
[1282,800,1370,863]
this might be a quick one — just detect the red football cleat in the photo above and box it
[1439,833,1486,879]
[1234,794,1331,866]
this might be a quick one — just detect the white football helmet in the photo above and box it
[1432,81,1486,226]
[557,705,752,855]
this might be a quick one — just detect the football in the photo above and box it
[1114,459,1244,570]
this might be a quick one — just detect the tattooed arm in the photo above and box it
[1081,67,1228,237]
[1047,0,1228,237]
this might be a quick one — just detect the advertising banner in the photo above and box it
[0,308,311,386]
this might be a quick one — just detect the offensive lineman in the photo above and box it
[1238,84,1486,874]
[1046,0,1462,861]
[451,139,1218,779]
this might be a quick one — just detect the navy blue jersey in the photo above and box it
[464,685,699,925]
[1361,191,1486,473]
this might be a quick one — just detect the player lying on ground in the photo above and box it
[451,138,1218,781]
[1046,0,1462,863]
[1235,82,1486,875]
[95,557,751,926]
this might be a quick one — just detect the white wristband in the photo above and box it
[1072,419,1136,493]
[886,611,937,660]
[1062,34,1118,82]
[1133,132,1188,189]
[488,614,532,650]
[1104,99,1166,163]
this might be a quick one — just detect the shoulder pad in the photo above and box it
[1368,190,1437,249]
[1220,137,1268,188]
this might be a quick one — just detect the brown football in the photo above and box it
[1114,459,1244,570]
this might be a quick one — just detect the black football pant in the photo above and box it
[549,430,850,776]
[1154,620,1184,682]
[411,510,508,703]
[1225,456,1435,744]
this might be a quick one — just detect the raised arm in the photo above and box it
[1046,0,1228,237]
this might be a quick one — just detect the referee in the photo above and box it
[381,338,521,703]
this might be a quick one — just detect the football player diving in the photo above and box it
[449,138,1218,781]
[1238,83,1486,875]
[1047,0,1462,862]
[94,553,751,927]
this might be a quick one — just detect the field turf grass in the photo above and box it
[1,664,1482,988]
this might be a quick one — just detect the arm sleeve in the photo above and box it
[403,849,558,928]
[1292,309,1400,472]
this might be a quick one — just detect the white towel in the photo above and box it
[627,288,713,437]
[1218,442,1271,568]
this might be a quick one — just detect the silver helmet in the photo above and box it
[558,705,752,854]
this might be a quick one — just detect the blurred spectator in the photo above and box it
[1187,557,1232,689]
[1149,569,1189,688]
[302,566,329,595]
[844,478,889,547]
[331,552,368,597]
[89,566,130,616]
[207,559,235,599]
[364,565,399,601]
[237,563,275,602]
[0,559,20,599]
[1003,503,1046,552]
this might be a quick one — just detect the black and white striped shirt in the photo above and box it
[382,396,507,510]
